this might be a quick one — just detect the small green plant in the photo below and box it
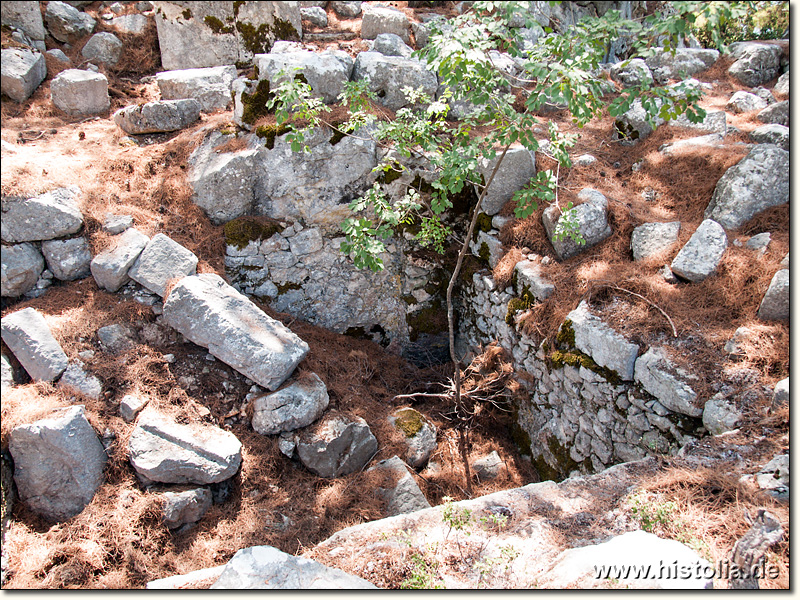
[441,496,473,535]
[627,492,678,533]
[475,544,519,588]
[401,553,445,589]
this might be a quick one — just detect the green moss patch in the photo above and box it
[255,123,291,149]
[406,303,447,342]
[394,408,425,438]
[182,8,192,20]
[223,216,285,250]
[204,15,234,34]
[548,349,621,385]
[240,79,274,126]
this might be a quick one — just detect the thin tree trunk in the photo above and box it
[445,142,512,497]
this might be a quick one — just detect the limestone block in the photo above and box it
[90,227,150,292]
[749,124,789,151]
[629,221,680,262]
[670,219,727,282]
[120,393,150,422]
[702,393,742,435]
[128,233,198,297]
[300,7,328,28]
[51,69,110,116]
[110,13,149,35]
[728,42,782,87]
[58,360,102,400]
[156,65,238,112]
[352,52,438,111]
[1,307,68,382]
[372,33,413,58]
[1,186,83,243]
[1,1,46,43]
[0,47,46,102]
[1,242,44,297]
[774,71,789,96]
[772,377,789,409]
[634,347,701,417]
[475,146,536,216]
[757,269,789,321]
[45,0,96,43]
[388,408,437,469]
[255,49,354,104]
[81,32,123,67]
[610,58,653,87]
[361,5,410,44]
[369,456,431,516]
[566,301,639,381]
[113,99,202,134]
[756,101,788,126]
[543,189,612,261]
[162,488,212,529]
[296,413,378,478]
[251,372,329,435]
[41,236,91,281]
[512,260,554,301]
[726,90,767,113]
[330,2,362,18]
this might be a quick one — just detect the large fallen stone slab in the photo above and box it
[1,47,46,103]
[296,413,378,478]
[113,99,202,135]
[543,188,613,261]
[51,69,110,116]
[128,411,242,485]
[251,372,329,435]
[45,0,96,44]
[728,42,782,87]
[9,405,106,522]
[41,236,91,281]
[163,273,309,390]
[1,185,83,243]
[156,65,238,112]
[211,545,376,589]
[566,300,639,381]
[255,50,354,104]
[475,146,536,216]
[705,145,788,231]
[369,456,431,516]
[757,269,789,321]
[670,219,727,282]
[634,347,701,417]
[630,221,681,261]
[1,307,68,382]
[1,242,44,297]
[90,227,150,292]
[128,233,198,297]
[352,51,438,111]
[388,408,437,469]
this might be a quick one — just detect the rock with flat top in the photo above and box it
[726,91,767,113]
[1,307,68,382]
[756,101,788,127]
[51,69,110,116]
[630,221,681,261]
[128,233,198,297]
[113,99,202,135]
[41,236,91,281]
[1,242,44,297]
[361,5,410,43]
[90,228,150,292]
[728,42,782,87]
[670,219,727,282]
[81,32,123,66]
[2,185,83,244]
[566,301,639,381]
[749,124,789,151]
[352,52,437,111]
[1,47,46,102]
[369,456,431,516]
[634,347,701,417]
[156,65,238,112]
[543,189,612,261]
[296,413,377,478]
[251,372,329,435]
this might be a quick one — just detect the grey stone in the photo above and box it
[300,6,328,28]
[1,2,47,43]
[574,154,596,166]
[724,325,754,356]
[614,98,664,142]
[97,323,136,354]
[113,99,201,134]
[256,49,353,105]
[163,274,309,391]
[91,227,150,292]
[128,411,242,485]
[705,145,789,230]
[211,545,376,589]
[757,269,789,321]
[1,242,44,297]
[51,69,110,116]
[162,488,212,529]
[45,48,72,77]
[726,90,767,113]
[41,236,91,281]
[361,5,409,43]
[476,146,536,216]
[728,42,782,88]
[780,252,789,268]
[128,233,198,297]
[0,47,46,102]
[749,124,789,151]
[566,301,639,381]
[330,1,362,18]
[110,13,149,35]
[634,347,701,417]
[120,393,149,422]
[774,71,789,95]
[9,406,106,522]
[472,450,503,480]
[754,454,788,500]
[1,307,68,382]
[103,214,133,234]
[659,133,725,156]
[772,378,789,408]
[146,566,228,590]
[1,351,15,390]
[644,48,718,84]
[630,221,681,261]
[514,259,554,300]
[352,52,437,111]
[542,188,613,261]
[744,232,771,255]
[470,230,503,269]
[370,456,431,516]
[81,32,123,66]
[388,408,437,469]
[252,372,329,435]
[702,393,742,435]
[756,100,788,126]
[288,228,324,256]
[156,65,237,112]
[670,219,727,282]
[1,185,83,243]
[609,58,653,87]
[45,0,96,43]
[668,109,727,135]
[296,413,378,478]
[58,361,102,400]
[373,33,413,58]
[751,86,776,105]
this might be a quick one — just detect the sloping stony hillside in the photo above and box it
[1,0,789,589]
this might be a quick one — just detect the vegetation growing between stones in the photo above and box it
[223,216,284,250]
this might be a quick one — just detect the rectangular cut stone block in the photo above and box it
[90,228,150,292]
[1,47,47,103]
[1,307,68,381]
[156,65,238,112]
[128,233,198,297]
[1,185,83,243]
[162,273,309,390]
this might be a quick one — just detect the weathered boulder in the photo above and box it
[41,236,91,281]
[153,1,302,71]
[751,86,777,105]
[728,42,782,87]
[255,49,354,104]
[388,408,437,469]
[103,214,134,234]
[668,109,727,135]
[566,301,639,381]
[475,146,536,216]
[361,5,410,44]
[704,145,789,230]
[113,99,202,135]
[1,186,83,243]
[128,233,198,297]
[726,90,767,113]
[658,133,725,156]
[772,377,789,409]
[211,545,377,589]
[514,260,554,300]
[1,2,47,46]
[630,221,681,261]
[44,0,96,43]
[609,58,653,87]
[0,48,46,103]
[1,242,44,297]
[634,347,701,417]
[774,71,789,96]
[352,52,438,111]
[756,100,788,126]
[58,360,102,400]
[645,48,718,84]
[296,413,378,478]
[51,69,110,116]
[670,219,727,282]
[156,65,237,112]
[162,488,212,529]
[372,32,413,58]
[330,1,362,18]
[614,98,664,142]
[90,227,150,292]
[749,124,789,151]
[744,232,771,256]
[757,269,789,321]
[110,13,149,35]
[300,6,328,28]
[9,406,106,522]
[702,393,742,436]
[754,454,788,501]
[120,393,150,422]
[472,450,503,480]
[543,188,612,261]
[251,372,329,435]
[369,456,431,516]
[1,307,68,382]
[80,32,123,67]
[128,411,243,485]
[162,274,309,390]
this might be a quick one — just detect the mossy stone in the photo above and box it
[204,15,234,34]
[393,408,425,438]
[255,123,291,149]
[223,217,284,250]
[406,303,447,342]
[240,79,274,126]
